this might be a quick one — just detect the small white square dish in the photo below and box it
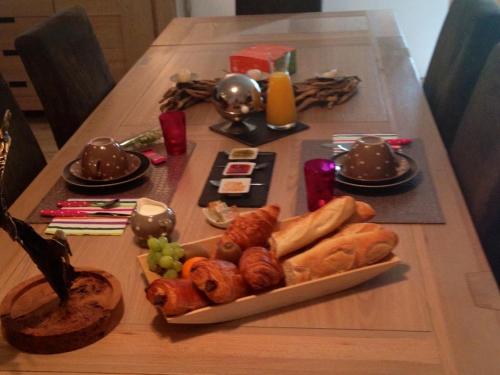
[217,178,251,195]
[222,162,256,176]
[228,147,258,160]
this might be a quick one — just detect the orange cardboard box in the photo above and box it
[229,44,297,74]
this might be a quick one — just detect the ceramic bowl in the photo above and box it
[217,178,251,195]
[130,198,176,243]
[228,147,258,160]
[340,136,398,181]
[222,162,256,176]
[80,137,130,180]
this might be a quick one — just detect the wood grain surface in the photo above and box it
[153,11,371,46]
[0,10,499,375]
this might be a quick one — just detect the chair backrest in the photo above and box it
[423,0,500,149]
[0,74,46,208]
[449,44,500,284]
[236,0,321,15]
[15,5,115,149]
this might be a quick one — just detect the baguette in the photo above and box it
[270,196,365,259]
[335,222,380,236]
[282,223,398,285]
[348,201,376,223]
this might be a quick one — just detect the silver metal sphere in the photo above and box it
[212,73,262,123]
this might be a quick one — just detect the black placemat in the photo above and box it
[210,112,309,147]
[198,151,276,207]
[296,140,445,223]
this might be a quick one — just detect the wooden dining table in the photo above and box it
[1,10,499,375]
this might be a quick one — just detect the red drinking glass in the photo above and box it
[304,159,336,211]
[159,111,187,155]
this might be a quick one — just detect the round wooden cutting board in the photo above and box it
[0,268,123,354]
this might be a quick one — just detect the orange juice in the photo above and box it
[266,71,297,130]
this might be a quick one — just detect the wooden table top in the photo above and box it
[1,10,499,375]
[153,10,373,46]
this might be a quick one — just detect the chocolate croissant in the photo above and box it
[217,205,280,257]
[239,247,284,291]
[145,278,209,316]
[190,259,248,304]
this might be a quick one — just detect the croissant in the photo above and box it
[145,278,208,316]
[239,247,283,291]
[217,205,280,256]
[190,259,248,304]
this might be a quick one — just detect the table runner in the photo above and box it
[27,143,195,224]
[296,139,445,223]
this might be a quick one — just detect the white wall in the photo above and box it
[188,0,235,16]
[186,0,449,77]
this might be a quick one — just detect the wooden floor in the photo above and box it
[25,111,58,161]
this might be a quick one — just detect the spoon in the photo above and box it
[97,198,120,208]
[209,180,266,187]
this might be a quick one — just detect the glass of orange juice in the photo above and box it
[266,52,297,130]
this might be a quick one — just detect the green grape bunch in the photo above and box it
[146,236,185,279]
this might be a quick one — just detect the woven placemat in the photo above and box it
[296,140,445,223]
[198,151,276,207]
[28,143,195,224]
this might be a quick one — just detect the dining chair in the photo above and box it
[15,5,115,149]
[449,44,500,285]
[236,0,321,15]
[423,0,500,149]
[0,74,46,208]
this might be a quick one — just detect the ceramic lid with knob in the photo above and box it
[340,136,399,181]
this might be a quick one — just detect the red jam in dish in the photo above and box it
[226,163,252,174]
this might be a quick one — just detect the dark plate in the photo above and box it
[69,152,142,183]
[333,152,419,189]
[335,151,412,183]
[62,152,150,189]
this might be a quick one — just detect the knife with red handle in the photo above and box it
[40,209,130,217]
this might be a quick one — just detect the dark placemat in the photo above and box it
[210,112,309,147]
[296,140,445,223]
[198,151,276,207]
[28,142,196,224]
